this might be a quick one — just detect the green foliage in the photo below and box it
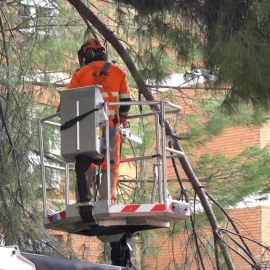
[205,33,270,111]
[192,145,270,207]
[0,0,82,257]
[115,0,180,15]
[116,0,270,111]
[203,0,270,110]
[110,0,201,86]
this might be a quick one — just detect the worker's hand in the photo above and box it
[121,120,129,127]
[119,114,129,127]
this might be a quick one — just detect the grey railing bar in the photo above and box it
[120,154,184,163]
[65,162,70,206]
[40,112,60,123]
[165,101,182,111]
[161,101,167,203]
[155,113,162,204]
[104,102,111,209]
[44,121,61,127]
[124,111,158,119]
[44,164,66,171]
[107,101,160,106]
[166,147,185,157]
[151,164,158,204]
[76,101,80,151]
[111,110,179,120]
[39,120,47,218]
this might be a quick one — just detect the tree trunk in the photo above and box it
[67,1,235,269]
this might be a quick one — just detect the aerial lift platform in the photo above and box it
[38,85,190,268]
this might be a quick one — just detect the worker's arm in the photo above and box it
[119,72,131,124]
[57,71,81,112]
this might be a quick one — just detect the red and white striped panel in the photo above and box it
[46,211,66,224]
[110,204,170,213]
[45,202,190,224]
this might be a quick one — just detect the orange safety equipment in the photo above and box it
[100,127,121,203]
[82,38,105,56]
[64,61,131,120]
[77,38,107,67]
[59,60,131,204]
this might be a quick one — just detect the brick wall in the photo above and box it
[260,123,270,147]
[69,235,104,262]
[191,126,261,158]
[52,230,105,263]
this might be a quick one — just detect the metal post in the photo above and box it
[39,112,60,218]
[161,101,168,203]
[150,164,158,204]
[104,103,111,209]
[65,162,70,206]
[110,233,138,269]
[38,120,47,218]
[155,112,163,203]
[76,100,80,151]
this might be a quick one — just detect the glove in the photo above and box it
[121,120,129,127]
[119,114,129,127]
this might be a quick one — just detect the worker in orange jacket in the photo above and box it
[58,38,131,204]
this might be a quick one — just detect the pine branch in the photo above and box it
[205,191,258,266]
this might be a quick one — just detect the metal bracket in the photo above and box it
[110,233,138,269]
[79,205,95,223]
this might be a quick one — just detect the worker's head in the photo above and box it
[78,38,107,67]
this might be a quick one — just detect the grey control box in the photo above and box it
[60,85,107,162]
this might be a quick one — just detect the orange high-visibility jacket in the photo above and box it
[57,61,131,117]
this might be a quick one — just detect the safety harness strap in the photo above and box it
[96,62,120,140]
[100,61,113,75]
[60,107,100,131]
[109,123,119,140]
